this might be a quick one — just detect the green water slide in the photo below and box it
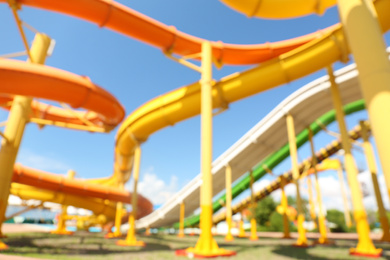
[175,99,365,228]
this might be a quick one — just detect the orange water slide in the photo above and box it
[11,164,154,220]
[0,59,125,129]
[0,96,109,129]
[1,0,335,65]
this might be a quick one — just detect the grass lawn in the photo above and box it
[2,231,390,260]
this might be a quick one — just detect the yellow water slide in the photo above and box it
[114,0,390,187]
[2,0,389,228]
[218,0,336,19]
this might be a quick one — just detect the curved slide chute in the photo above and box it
[0,0,335,66]
[136,60,366,228]
[1,0,389,230]
[173,101,365,228]
[219,0,337,19]
[0,0,349,214]
[114,0,390,184]
[10,164,153,221]
[211,123,364,225]
[0,96,111,130]
[0,59,125,130]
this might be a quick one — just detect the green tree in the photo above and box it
[255,196,276,227]
[268,211,297,232]
[327,209,347,233]
[269,211,283,231]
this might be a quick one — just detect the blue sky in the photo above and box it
[1,1,390,212]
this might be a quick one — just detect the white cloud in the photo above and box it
[317,175,349,211]
[253,179,270,192]
[126,168,178,206]
[16,149,71,173]
[8,195,22,205]
[67,206,92,216]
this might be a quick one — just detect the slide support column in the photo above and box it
[306,177,317,227]
[178,202,185,238]
[106,181,125,238]
[0,33,51,250]
[280,176,291,238]
[52,170,76,235]
[117,145,145,247]
[360,121,390,242]
[286,113,308,247]
[238,212,246,238]
[328,66,381,256]
[308,129,332,245]
[225,164,234,242]
[177,41,235,258]
[338,0,390,212]
[337,163,353,228]
[249,171,258,241]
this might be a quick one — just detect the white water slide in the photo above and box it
[136,60,368,229]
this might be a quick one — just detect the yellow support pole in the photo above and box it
[249,171,258,241]
[145,227,151,236]
[280,176,291,239]
[337,164,353,228]
[306,177,317,226]
[238,213,246,238]
[105,182,124,238]
[308,129,333,245]
[328,66,381,256]
[338,0,390,213]
[286,113,308,247]
[0,33,51,250]
[360,121,390,242]
[51,170,76,235]
[178,202,185,238]
[224,165,234,242]
[113,201,123,237]
[117,145,145,247]
[178,41,235,258]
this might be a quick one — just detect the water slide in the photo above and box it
[0,59,153,221]
[10,164,153,220]
[219,0,337,19]
[0,0,327,222]
[0,0,329,215]
[1,0,389,228]
[0,0,367,184]
[136,62,367,229]
[211,124,364,225]
[0,59,125,130]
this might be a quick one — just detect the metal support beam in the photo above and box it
[280,176,291,239]
[117,145,145,247]
[178,202,185,238]
[249,171,258,241]
[360,121,390,242]
[286,113,308,247]
[224,165,234,242]
[338,0,390,217]
[177,41,235,258]
[328,65,381,256]
[308,128,333,245]
[0,33,51,249]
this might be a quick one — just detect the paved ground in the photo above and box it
[259,231,383,240]
[2,224,51,234]
[0,255,43,260]
[0,224,50,260]
[0,224,385,260]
